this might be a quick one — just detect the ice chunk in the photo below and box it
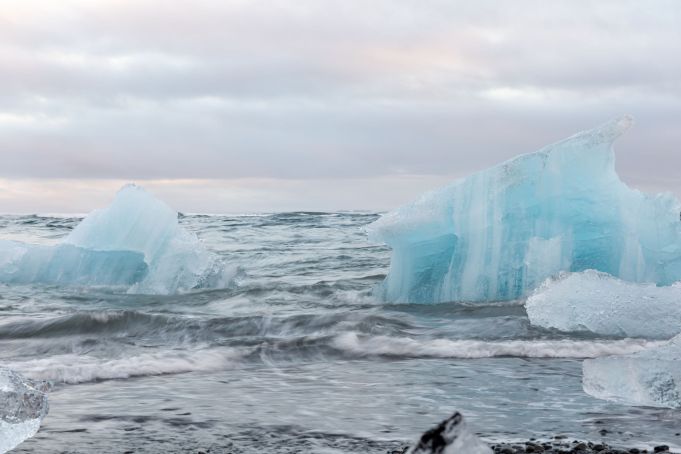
[526,270,681,339]
[0,185,236,294]
[583,334,681,408]
[368,116,681,303]
[409,412,491,454]
[0,367,50,453]
[0,241,147,286]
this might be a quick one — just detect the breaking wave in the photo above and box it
[331,332,664,359]
[8,348,247,384]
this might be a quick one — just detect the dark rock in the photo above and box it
[388,449,409,454]
[409,412,491,453]
[410,412,463,454]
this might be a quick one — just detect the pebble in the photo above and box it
[486,439,678,454]
[390,437,677,454]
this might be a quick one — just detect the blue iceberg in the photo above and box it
[368,116,681,303]
[0,185,236,294]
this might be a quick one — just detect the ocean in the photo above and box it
[1,212,679,453]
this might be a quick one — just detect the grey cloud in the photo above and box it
[0,0,680,205]
[2,1,680,102]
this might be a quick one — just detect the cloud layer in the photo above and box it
[1,0,679,211]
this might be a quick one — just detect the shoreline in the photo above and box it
[489,439,677,454]
[390,439,678,454]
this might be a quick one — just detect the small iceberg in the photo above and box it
[368,116,681,303]
[0,185,236,294]
[526,270,681,339]
[408,412,491,454]
[0,367,50,453]
[583,334,681,408]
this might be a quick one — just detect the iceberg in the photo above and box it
[583,334,681,408]
[368,116,681,303]
[0,185,236,294]
[0,241,148,287]
[409,412,491,454]
[0,367,50,453]
[526,270,681,339]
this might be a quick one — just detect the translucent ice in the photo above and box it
[0,241,148,287]
[368,116,681,303]
[583,335,681,408]
[409,412,491,454]
[526,270,681,339]
[0,185,236,294]
[0,367,50,453]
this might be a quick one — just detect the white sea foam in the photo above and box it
[9,348,247,384]
[332,332,664,359]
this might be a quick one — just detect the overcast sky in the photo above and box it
[0,0,679,213]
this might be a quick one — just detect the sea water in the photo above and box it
[1,212,680,453]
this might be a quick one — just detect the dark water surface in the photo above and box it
[1,213,679,453]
